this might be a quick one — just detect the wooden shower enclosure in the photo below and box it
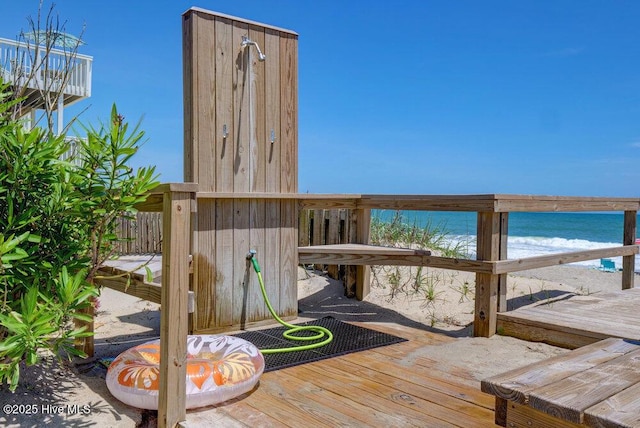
[183,8,299,333]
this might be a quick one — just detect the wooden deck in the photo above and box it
[498,288,640,349]
[182,322,498,427]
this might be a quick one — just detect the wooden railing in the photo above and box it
[121,193,639,337]
[0,37,93,98]
[297,194,640,337]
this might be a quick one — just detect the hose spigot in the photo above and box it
[246,250,260,273]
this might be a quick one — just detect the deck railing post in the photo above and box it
[327,210,341,279]
[312,209,325,271]
[355,208,372,300]
[475,212,501,337]
[498,212,509,312]
[623,210,637,290]
[158,189,191,428]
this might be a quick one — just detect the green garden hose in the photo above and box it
[248,252,333,354]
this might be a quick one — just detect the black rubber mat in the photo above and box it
[233,317,407,372]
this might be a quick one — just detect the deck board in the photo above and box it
[498,288,640,349]
[481,337,638,405]
[298,243,432,267]
[584,381,640,427]
[528,347,640,424]
[183,322,499,427]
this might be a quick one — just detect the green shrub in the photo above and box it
[0,80,159,391]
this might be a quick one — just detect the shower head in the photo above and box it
[241,35,266,61]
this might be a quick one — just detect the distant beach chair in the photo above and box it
[599,258,617,272]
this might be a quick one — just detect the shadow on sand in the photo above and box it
[298,271,477,339]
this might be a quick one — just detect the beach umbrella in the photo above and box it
[23,30,85,49]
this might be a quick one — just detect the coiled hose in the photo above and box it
[248,253,333,354]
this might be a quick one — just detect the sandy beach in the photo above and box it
[0,263,627,427]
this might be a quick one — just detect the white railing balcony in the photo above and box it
[0,37,92,111]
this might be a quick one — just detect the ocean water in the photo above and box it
[372,210,639,270]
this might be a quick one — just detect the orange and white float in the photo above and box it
[106,335,264,409]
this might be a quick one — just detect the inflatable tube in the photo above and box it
[106,335,264,410]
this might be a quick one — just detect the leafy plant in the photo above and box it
[0,79,158,391]
[0,269,95,389]
[71,105,159,282]
[0,233,30,273]
[413,266,427,292]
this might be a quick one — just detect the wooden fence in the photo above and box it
[114,212,163,254]
[298,209,359,295]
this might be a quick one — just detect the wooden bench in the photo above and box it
[481,337,640,427]
[298,243,433,299]
[298,243,431,265]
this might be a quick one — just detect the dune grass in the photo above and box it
[369,211,467,258]
[369,211,471,318]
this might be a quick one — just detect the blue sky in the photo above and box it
[2,1,640,197]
